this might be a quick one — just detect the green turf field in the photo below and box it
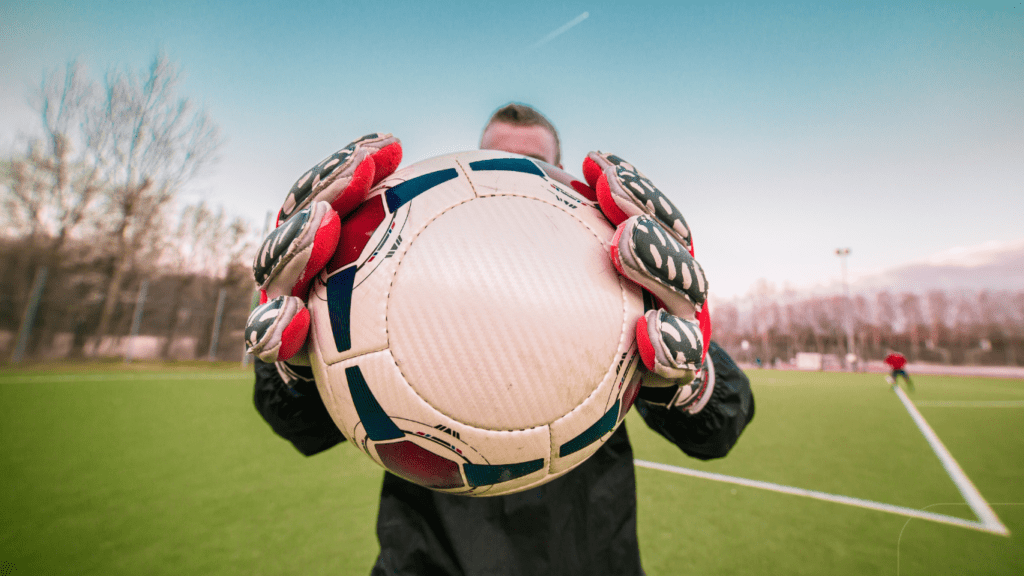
[1,364,1021,575]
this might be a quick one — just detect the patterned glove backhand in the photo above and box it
[244,134,403,364]
[278,133,401,225]
[638,352,716,415]
[245,294,310,364]
[582,151,712,411]
[254,201,340,301]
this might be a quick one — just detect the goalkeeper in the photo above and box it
[246,103,755,576]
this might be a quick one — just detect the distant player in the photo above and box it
[884,350,914,392]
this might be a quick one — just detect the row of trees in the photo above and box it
[712,283,1024,367]
[1,56,261,362]
[5,57,1021,366]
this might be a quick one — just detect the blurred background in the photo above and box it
[1,0,1021,366]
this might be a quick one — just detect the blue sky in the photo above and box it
[2,0,1022,299]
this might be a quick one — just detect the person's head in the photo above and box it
[479,103,561,167]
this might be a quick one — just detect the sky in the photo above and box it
[1,0,1022,300]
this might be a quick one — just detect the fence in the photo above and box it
[2,255,257,364]
[4,243,1023,367]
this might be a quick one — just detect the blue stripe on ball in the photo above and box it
[464,458,545,486]
[327,266,357,352]
[469,157,545,178]
[386,168,459,212]
[346,365,404,441]
[559,400,620,457]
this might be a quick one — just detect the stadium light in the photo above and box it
[835,248,855,368]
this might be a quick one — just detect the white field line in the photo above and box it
[633,460,1002,534]
[635,383,1012,537]
[893,385,1009,535]
[6,371,1011,536]
[914,400,1024,408]
[898,504,1024,576]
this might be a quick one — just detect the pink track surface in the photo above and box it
[739,361,1024,379]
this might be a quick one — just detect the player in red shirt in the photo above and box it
[884,350,914,391]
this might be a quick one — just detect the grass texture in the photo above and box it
[1,364,1022,575]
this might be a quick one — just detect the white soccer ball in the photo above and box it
[307,150,645,496]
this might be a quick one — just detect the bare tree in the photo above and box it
[747,279,777,361]
[977,291,1019,366]
[851,294,871,360]
[873,291,896,353]
[951,294,979,364]
[1,62,105,250]
[710,300,741,354]
[667,287,1023,368]
[2,55,223,359]
[87,53,223,352]
[154,201,255,358]
[1010,291,1024,366]
[1,62,111,357]
[899,294,924,360]
[922,290,951,363]
[796,296,840,355]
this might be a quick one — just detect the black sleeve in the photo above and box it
[635,341,755,460]
[253,359,346,456]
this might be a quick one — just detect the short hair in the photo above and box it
[482,102,561,166]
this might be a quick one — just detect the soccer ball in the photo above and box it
[306,150,645,496]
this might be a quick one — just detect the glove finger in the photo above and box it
[585,152,692,251]
[611,215,707,319]
[254,201,340,300]
[637,309,703,380]
[582,154,604,191]
[366,137,403,185]
[245,295,310,363]
[278,133,402,225]
[637,350,716,414]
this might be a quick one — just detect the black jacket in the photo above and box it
[253,341,754,576]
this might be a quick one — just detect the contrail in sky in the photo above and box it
[527,12,589,52]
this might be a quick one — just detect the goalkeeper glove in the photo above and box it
[244,133,402,366]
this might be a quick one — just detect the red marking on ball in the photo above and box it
[375,440,465,489]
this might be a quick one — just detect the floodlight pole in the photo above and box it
[125,280,149,364]
[242,210,275,367]
[835,248,854,366]
[11,266,48,363]
[208,288,227,362]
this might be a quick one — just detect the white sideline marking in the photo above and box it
[897,504,1024,576]
[914,400,1024,408]
[634,460,1002,534]
[634,384,1011,537]
[892,385,1009,536]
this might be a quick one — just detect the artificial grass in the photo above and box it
[0,368,382,575]
[631,370,1024,575]
[1,367,1021,575]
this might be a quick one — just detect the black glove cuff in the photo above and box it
[637,384,679,405]
[638,354,716,414]
[275,361,316,396]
